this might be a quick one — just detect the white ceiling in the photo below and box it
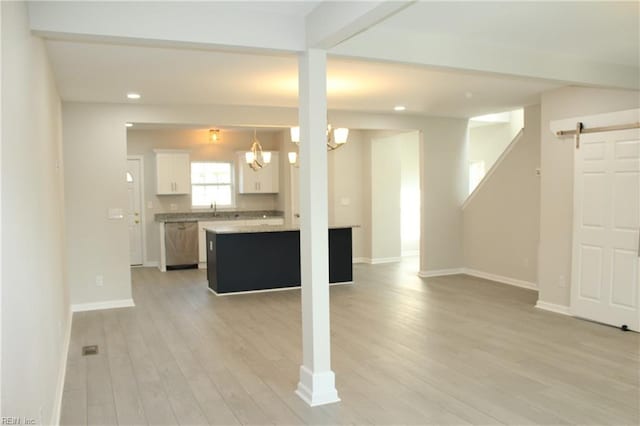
[374,1,639,67]
[43,1,637,118]
[45,39,561,118]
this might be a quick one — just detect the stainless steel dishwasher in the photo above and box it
[165,221,199,270]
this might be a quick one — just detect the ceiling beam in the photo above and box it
[28,1,306,53]
[305,1,414,49]
[331,29,640,90]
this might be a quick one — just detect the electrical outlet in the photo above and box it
[170,203,178,211]
[95,275,104,287]
[558,274,567,288]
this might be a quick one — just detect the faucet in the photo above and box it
[210,201,218,217]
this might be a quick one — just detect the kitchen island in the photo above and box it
[205,225,354,294]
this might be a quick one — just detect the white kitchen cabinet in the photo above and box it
[155,150,191,195]
[237,152,279,194]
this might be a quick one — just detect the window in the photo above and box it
[191,162,234,208]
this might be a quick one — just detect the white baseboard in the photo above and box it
[143,261,159,268]
[71,298,135,312]
[370,257,402,265]
[418,268,464,277]
[535,300,571,316]
[353,257,370,264]
[463,268,538,290]
[52,307,72,425]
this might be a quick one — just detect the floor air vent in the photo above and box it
[82,345,99,356]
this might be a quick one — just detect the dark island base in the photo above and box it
[206,228,353,294]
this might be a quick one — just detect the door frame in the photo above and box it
[127,155,147,267]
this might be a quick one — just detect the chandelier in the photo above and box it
[245,130,271,171]
[288,124,349,165]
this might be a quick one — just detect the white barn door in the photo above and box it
[570,114,639,331]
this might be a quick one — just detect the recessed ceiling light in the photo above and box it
[394,105,406,111]
[125,123,133,128]
[126,93,141,100]
[465,91,473,99]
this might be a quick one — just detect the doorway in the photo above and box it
[127,157,144,266]
[371,131,421,263]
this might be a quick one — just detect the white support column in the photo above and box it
[295,49,340,407]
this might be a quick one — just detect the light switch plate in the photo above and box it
[107,208,124,219]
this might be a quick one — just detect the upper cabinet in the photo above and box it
[155,150,190,195]
[237,152,279,194]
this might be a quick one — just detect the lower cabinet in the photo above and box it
[197,218,284,264]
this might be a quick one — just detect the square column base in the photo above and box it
[295,365,340,407]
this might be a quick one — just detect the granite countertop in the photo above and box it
[206,224,359,234]
[155,210,284,223]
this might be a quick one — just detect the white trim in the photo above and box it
[418,268,464,277]
[353,257,370,264]
[295,365,340,407]
[463,128,524,209]
[52,308,72,425]
[370,257,402,264]
[71,298,135,312]
[463,268,538,290]
[142,261,159,268]
[127,155,147,267]
[208,281,354,296]
[535,300,572,316]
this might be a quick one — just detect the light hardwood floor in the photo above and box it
[61,259,640,425]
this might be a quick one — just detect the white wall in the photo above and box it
[1,2,69,423]
[469,124,512,169]
[538,86,640,308]
[420,118,469,273]
[468,109,524,194]
[127,128,281,264]
[63,104,132,307]
[463,105,541,285]
[62,102,468,310]
[328,130,367,259]
[371,134,402,261]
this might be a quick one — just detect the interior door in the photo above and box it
[127,158,144,266]
[571,128,640,331]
